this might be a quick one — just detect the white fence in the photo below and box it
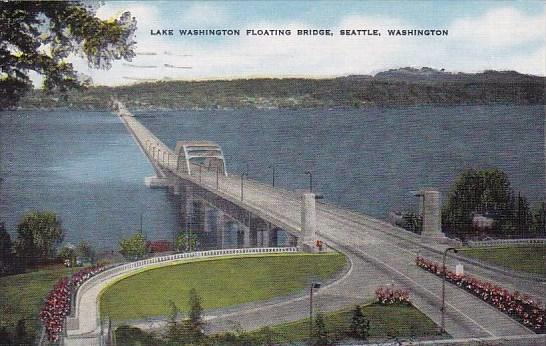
[71,247,299,327]
[467,238,546,247]
[107,247,298,274]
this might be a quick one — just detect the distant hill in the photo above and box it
[374,67,542,83]
[18,67,545,110]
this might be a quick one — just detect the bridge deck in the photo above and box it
[116,109,543,339]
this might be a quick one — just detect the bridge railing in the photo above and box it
[466,238,546,247]
[119,113,178,171]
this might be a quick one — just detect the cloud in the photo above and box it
[449,7,545,48]
[95,2,160,28]
[180,3,229,26]
[60,5,545,86]
[499,47,546,75]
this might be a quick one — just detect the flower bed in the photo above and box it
[40,265,105,342]
[375,286,411,305]
[416,256,545,333]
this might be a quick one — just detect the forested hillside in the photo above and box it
[18,68,545,110]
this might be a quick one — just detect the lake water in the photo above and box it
[0,105,543,249]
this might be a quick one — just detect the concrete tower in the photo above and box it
[301,192,317,251]
[416,189,446,239]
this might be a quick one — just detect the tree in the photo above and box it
[57,246,75,263]
[532,202,546,236]
[166,300,179,342]
[0,1,137,109]
[350,305,370,340]
[76,240,95,261]
[0,223,12,260]
[15,211,63,265]
[442,168,521,238]
[167,300,179,325]
[0,222,15,275]
[175,232,198,252]
[164,290,205,344]
[313,312,331,345]
[515,192,533,237]
[118,233,147,260]
[188,288,204,333]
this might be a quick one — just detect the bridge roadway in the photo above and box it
[118,112,544,339]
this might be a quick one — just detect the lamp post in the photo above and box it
[241,172,247,201]
[305,171,313,192]
[309,281,321,339]
[441,247,458,334]
[139,212,143,235]
[268,165,276,187]
[216,165,220,189]
[199,164,202,183]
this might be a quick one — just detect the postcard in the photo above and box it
[0,1,544,345]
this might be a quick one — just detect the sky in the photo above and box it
[53,1,546,86]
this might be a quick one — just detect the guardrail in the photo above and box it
[467,238,546,247]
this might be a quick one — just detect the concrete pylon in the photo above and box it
[418,189,445,239]
[215,209,224,249]
[203,205,211,233]
[262,223,271,247]
[301,193,317,252]
[171,178,182,195]
[243,228,251,248]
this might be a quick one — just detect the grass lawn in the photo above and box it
[0,265,71,337]
[114,303,443,345]
[254,303,443,343]
[458,246,546,276]
[100,253,346,322]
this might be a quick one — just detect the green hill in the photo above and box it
[18,68,545,110]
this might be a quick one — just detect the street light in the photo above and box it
[309,281,321,339]
[441,247,458,334]
[139,212,143,235]
[268,165,276,187]
[305,171,313,192]
[241,172,247,201]
[216,165,220,189]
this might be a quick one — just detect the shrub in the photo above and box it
[375,286,411,305]
[119,233,148,260]
[314,312,331,345]
[350,305,370,340]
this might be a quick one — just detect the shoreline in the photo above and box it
[6,101,544,113]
